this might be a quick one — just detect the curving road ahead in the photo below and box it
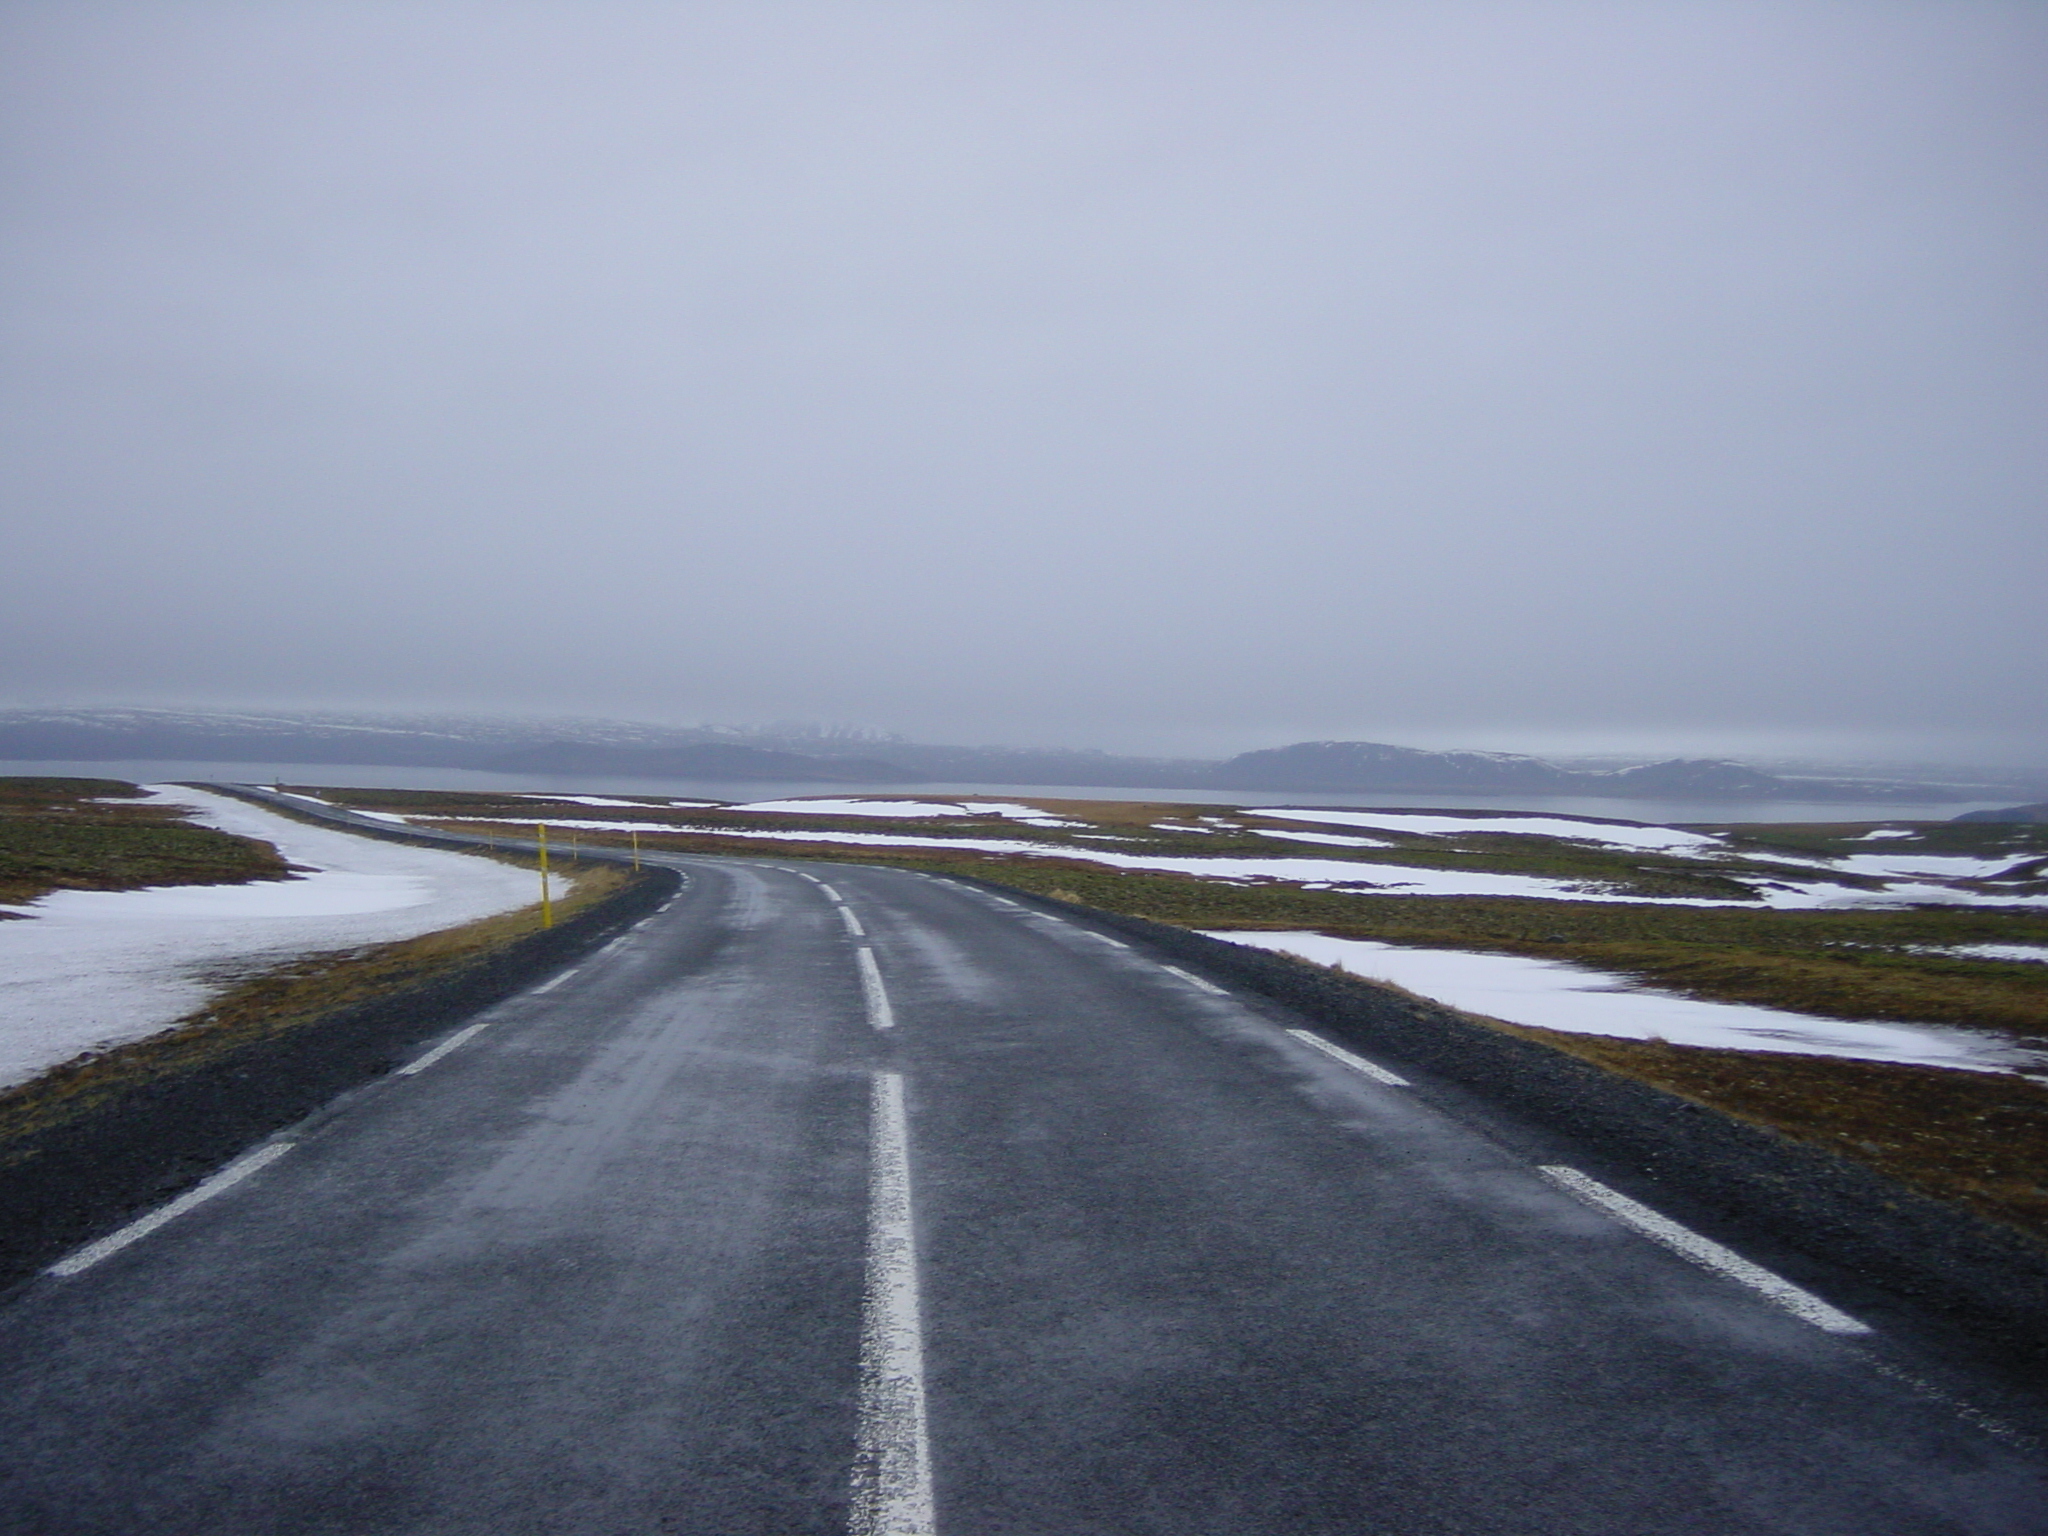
[0,855,2040,1533]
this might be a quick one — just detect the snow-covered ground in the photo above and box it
[1251,807,2045,883]
[413,818,1704,901]
[1248,807,1727,855]
[419,812,2045,909]
[725,797,1081,827]
[309,786,2048,911]
[514,794,709,809]
[1924,943,2048,965]
[1202,931,2043,1075]
[1831,851,2040,881]
[0,788,560,1089]
[1256,829,1395,849]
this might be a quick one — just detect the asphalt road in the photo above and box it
[0,856,2041,1534]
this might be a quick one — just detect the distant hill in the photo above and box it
[1585,758,1787,797]
[0,708,2025,801]
[1208,741,1796,799]
[1953,802,2048,824]
[1211,740,1580,793]
[0,709,908,784]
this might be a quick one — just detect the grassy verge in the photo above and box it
[0,777,292,906]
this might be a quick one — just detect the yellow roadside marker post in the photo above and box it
[631,829,641,870]
[569,831,579,863]
[537,824,554,929]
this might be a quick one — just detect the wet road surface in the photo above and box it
[0,857,2040,1533]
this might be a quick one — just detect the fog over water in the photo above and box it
[3,3,2043,769]
[0,761,2007,827]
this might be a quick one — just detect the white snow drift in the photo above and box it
[1204,931,2041,1074]
[0,788,559,1089]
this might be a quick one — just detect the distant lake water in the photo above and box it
[0,759,2015,826]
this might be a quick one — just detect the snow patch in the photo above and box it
[1248,807,1726,855]
[1831,851,2041,882]
[1201,931,2039,1074]
[725,797,1077,826]
[363,810,2048,911]
[726,798,982,818]
[1924,943,2048,965]
[0,788,560,1089]
[1255,829,1395,849]
[513,793,678,809]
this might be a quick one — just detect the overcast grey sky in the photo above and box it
[3,1,2042,763]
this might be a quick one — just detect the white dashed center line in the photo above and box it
[852,1072,936,1536]
[858,947,897,1032]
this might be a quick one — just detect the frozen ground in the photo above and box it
[421,818,1702,901]
[304,786,2048,911]
[1927,943,2048,965]
[1203,931,2043,1074]
[1248,807,1727,855]
[513,794,709,809]
[1253,807,2045,882]
[415,812,2048,910]
[0,788,559,1089]
[725,798,1081,826]
[1256,829,1395,849]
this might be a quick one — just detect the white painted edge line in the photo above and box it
[841,905,868,937]
[1286,1028,1410,1086]
[858,947,898,1032]
[49,1142,295,1277]
[397,1019,497,1076]
[819,883,845,902]
[1160,964,1226,996]
[1082,931,1130,951]
[532,967,580,995]
[1538,1166,1872,1335]
[852,1072,937,1536]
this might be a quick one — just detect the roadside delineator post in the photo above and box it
[537,824,554,929]
[631,829,641,870]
